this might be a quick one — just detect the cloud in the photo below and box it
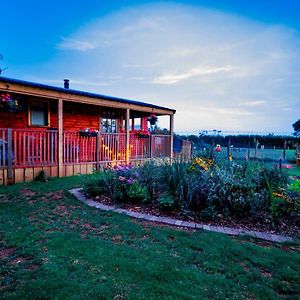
[153,65,235,84]
[239,100,266,107]
[57,37,96,51]
[36,3,300,133]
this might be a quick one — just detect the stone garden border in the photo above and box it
[69,188,295,243]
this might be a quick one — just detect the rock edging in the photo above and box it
[69,188,294,243]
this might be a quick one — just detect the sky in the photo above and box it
[1,0,300,134]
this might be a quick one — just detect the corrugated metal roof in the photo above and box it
[0,76,176,113]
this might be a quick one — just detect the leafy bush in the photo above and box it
[255,166,288,194]
[138,162,160,201]
[127,182,149,203]
[289,180,300,193]
[159,162,190,209]
[35,170,48,182]
[83,170,115,198]
[158,194,175,211]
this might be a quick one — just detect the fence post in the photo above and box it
[227,137,231,160]
[254,139,259,159]
[7,128,13,182]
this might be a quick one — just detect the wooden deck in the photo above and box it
[0,128,172,185]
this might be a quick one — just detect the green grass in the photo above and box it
[288,165,300,177]
[0,175,299,299]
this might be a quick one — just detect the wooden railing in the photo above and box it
[1,128,58,168]
[13,129,58,167]
[151,135,171,158]
[0,128,171,168]
[130,133,151,160]
[63,132,127,163]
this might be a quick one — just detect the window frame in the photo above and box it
[28,99,50,127]
[101,110,118,133]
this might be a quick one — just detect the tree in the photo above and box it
[0,54,7,75]
[292,119,300,136]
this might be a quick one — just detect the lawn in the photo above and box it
[0,175,299,299]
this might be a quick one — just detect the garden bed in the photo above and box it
[84,160,300,238]
[92,194,299,237]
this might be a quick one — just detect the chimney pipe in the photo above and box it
[64,79,69,89]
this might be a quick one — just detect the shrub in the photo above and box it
[270,190,300,224]
[289,180,300,193]
[35,170,48,182]
[83,170,115,198]
[160,162,190,209]
[127,182,149,203]
[158,194,175,211]
[255,166,288,194]
[138,162,160,201]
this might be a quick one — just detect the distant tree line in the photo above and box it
[176,134,299,150]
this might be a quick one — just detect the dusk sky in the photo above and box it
[1,0,300,134]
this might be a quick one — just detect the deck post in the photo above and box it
[7,128,13,182]
[58,99,64,177]
[126,108,130,164]
[170,114,174,164]
[96,132,100,170]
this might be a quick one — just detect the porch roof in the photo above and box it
[0,77,176,115]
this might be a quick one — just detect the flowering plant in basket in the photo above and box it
[79,128,99,137]
[147,114,158,125]
[0,93,23,112]
[133,129,150,138]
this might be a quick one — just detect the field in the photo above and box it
[214,148,296,163]
[0,175,299,299]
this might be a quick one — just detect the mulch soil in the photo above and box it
[93,195,300,237]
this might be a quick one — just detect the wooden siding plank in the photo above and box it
[65,165,74,177]
[15,169,24,183]
[24,168,34,182]
[50,166,58,177]
[86,164,94,174]
[33,167,43,179]
[80,164,87,174]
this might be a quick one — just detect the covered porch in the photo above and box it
[0,77,175,184]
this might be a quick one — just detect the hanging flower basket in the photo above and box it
[133,130,150,138]
[0,93,23,112]
[147,114,158,125]
[79,128,99,137]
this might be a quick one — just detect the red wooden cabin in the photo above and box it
[0,77,175,185]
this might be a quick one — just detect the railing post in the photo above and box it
[96,132,100,170]
[170,114,174,164]
[58,99,64,177]
[126,108,130,164]
[150,135,153,159]
[7,128,13,182]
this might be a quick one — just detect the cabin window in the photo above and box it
[133,118,141,130]
[29,101,49,126]
[101,111,117,133]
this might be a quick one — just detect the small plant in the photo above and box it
[35,170,48,182]
[289,180,300,193]
[83,170,115,198]
[189,157,213,172]
[127,182,149,203]
[269,190,300,225]
[158,194,175,211]
[139,161,160,201]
